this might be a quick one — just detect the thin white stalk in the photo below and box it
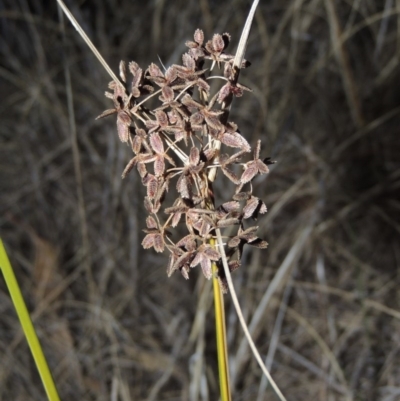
[215,229,287,401]
[233,0,260,70]
[56,0,121,85]
[160,133,189,164]
[56,0,190,167]
[208,0,260,184]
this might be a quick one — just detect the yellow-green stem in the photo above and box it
[0,239,61,401]
[210,238,232,401]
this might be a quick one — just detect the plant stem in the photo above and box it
[215,229,287,401]
[0,239,61,401]
[211,238,231,401]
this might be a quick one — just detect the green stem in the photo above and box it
[211,238,232,401]
[0,239,61,401]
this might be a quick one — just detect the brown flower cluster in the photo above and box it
[97,29,273,291]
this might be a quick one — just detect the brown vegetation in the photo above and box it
[1,1,400,400]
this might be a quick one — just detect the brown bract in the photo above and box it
[96,82,132,143]
[240,140,270,183]
[190,244,220,279]
[142,216,166,253]
[176,147,205,200]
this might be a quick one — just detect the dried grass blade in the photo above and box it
[208,0,260,183]
[233,0,260,72]
[56,0,122,85]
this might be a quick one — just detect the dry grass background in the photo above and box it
[1,0,400,400]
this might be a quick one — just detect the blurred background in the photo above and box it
[1,0,400,400]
